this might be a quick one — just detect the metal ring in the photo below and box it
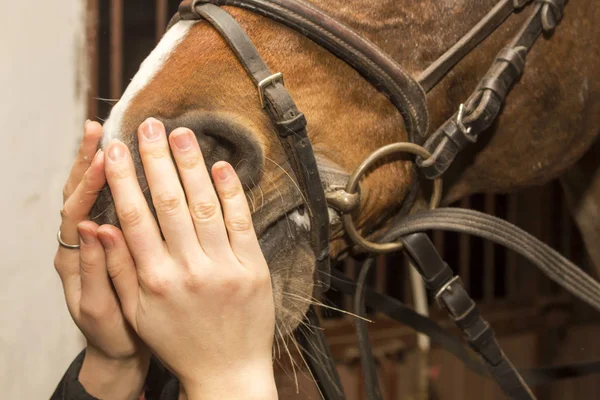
[57,230,80,250]
[342,143,443,253]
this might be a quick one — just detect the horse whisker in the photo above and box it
[264,156,312,216]
[283,291,373,322]
[276,325,299,394]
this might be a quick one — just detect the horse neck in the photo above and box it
[308,0,498,74]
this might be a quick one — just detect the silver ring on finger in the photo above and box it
[57,230,81,250]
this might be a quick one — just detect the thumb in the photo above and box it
[97,225,140,329]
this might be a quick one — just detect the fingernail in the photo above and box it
[215,162,233,181]
[142,118,161,141]
[173,131,192,150]
[92,149,103,165]
[107,140,126,162]
[84,119,91,130]
[98,233,114,249]
[78,226,96,245]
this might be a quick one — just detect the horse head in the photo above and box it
[92,0,600,339]
[91,7,413,337]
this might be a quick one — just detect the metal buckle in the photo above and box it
[456,103,472,136]
[257,72,284,108]
[435,275,462,308]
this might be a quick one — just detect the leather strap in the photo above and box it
[331,268,600,385]
[176,0,429,144]
[296,306,347,399]
[353,259,383,400]
[382,208,600,312]
[417,0,566,179]
[418,0,528,93]
[401,233,536,399]
[177,1,332,291]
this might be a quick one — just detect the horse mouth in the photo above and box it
[258,206,310,262]
[255,203,323,335]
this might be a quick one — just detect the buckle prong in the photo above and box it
[257,72,284,108]
[435,275,462,308]
[456,103,472,135]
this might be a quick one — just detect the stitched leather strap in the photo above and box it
[417,1,567,179]
[178,1,332,291]
[383,208,600,312]
[401,233,536,400]
[177,0,429,144]
[417,0,528,92]
[330,269,600,385]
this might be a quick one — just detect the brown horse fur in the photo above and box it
[560,139,600,276]
[92,0,600,343]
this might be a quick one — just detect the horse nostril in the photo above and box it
[160,111,264,188]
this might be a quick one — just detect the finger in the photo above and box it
[77,221,115,305]
[63,120,103,202]
[104,138,167,270]
[53,252,82,321]
[138,119,198,257]
[169,128,229,260]
[59,149,106,250]
[97,225,139,326]
[212,161,265,269]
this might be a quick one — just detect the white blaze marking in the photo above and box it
[101,20,197,148]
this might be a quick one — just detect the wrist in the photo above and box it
[78,346,150,400]
[182,361,277,400]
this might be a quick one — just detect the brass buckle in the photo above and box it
[257,72,284,108]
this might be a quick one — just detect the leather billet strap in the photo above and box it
[400,233,536,400]
[179,0,429,144]
[296,306,346,400]
[418,0,529,93]
[177,1,332,291]
[417,0,566,179]
[331,268,600,385]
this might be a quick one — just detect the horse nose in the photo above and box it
[160,111,264,189]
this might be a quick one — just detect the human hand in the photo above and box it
[54,121,149,399]
[101,118,277,399]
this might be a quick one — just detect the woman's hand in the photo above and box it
[54,121,149,399]
[101,118,277,400]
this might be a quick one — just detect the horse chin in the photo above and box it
[259,207,316,336]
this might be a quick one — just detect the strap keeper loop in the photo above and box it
[513,0,531,9]
[469,324,504,366]
[275,112,307,137]
[538,0,566,31]
[496,47,527,76]
[178,0,208,20]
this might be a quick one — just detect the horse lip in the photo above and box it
[258,205,312,264]
[252,194,305,238]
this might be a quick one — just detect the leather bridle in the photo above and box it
[167,1,600,399]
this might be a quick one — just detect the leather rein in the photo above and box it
[167,1,600,399]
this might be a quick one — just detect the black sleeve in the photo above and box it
[50,350,98,400]
[50,349,181,400]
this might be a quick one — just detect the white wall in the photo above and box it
[0,1,88,398]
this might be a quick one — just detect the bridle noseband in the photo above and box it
[167,1,600,399]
